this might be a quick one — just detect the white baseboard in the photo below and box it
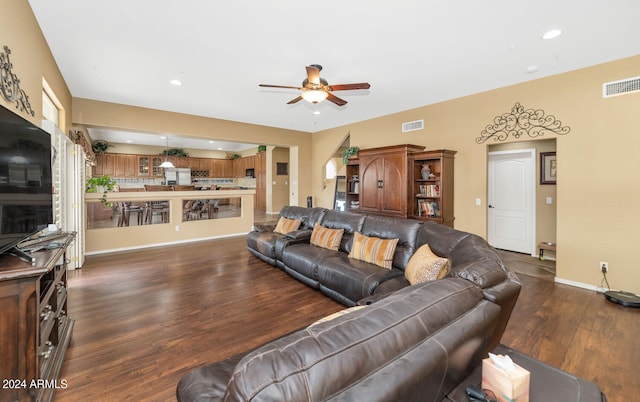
[554,277,603,292]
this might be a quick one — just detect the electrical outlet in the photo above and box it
[600,261,608,273]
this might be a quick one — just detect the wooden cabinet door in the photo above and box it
[359,151,407,217]
[174,157,189,168]
[102,153,116,176]
[151,156,163,177]
[379,152,405,215]
[359,156,381,213]
[93,154,104,176]
[124,154,137,177]
[138,155,151,176]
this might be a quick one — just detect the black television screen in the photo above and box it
[0,105,53,255]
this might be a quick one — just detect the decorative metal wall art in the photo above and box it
[476,102,570,144]
[0,45,35,117]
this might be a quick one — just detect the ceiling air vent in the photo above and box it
[402,119,424,133]
[603,76,640,98]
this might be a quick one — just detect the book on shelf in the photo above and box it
[417,184,440,197]
[417,199,440,217]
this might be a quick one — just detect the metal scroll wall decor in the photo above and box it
[476,102,570,144]
[0,45,35,117]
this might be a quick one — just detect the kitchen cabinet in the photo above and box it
[358,144,423,218]
[211,159,233,178]
[116,154,137,177]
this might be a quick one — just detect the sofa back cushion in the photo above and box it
[360,214,422,270]
[318,210,366,253]
[223,278,500,402]
[279,206,327,230]
[416,220,470,258]
[449,234,507,289]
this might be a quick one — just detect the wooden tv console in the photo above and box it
[0,232,75,402]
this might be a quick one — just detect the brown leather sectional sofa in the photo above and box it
[177,206,522,401]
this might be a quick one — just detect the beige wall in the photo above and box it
[0,0,72,129]
[312,56,640,294]
[73,98,312,206]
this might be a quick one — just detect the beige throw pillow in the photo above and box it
[310,223,344,251]
[404,244,449,285]
[348,231,399,269]
[273,217,302,234]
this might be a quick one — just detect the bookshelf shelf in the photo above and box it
[409,150,456,227]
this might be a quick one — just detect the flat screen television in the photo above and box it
[0,105,53,257]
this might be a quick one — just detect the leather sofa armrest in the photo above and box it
[274,231,313,262]
[254,223,276,232]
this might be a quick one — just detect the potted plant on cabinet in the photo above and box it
[91,140,113,154]
[86,175,117,207]
[342,146,360,165]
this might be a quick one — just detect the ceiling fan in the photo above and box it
[259,64,370,106]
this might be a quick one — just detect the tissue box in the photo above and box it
[482,356,530,402]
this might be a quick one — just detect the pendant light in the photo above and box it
[159,136,175,168]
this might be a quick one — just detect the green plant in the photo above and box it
[231,153,241,159]
[92,140,113,154]
[258,145,267,152]
[86,175,117,207]
[160,148,189,157]
[342,146,360,165]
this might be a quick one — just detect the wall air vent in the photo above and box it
[603,76,640,98]
[402,119,424,133]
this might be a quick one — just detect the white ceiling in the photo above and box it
[29,0,640,150]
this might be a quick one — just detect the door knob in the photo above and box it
[488,205,495,208]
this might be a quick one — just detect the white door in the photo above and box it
[488,150,535,254]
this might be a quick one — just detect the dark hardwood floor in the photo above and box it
[54,235,638,401]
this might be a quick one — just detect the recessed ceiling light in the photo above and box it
[208,141,214,144]
[526,65,539,73]
[217,147,222,150]
[126,140,132,143]
[170,79,183,86]
[542,29,562,40]
[313,111,320,115]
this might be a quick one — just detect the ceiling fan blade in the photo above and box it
[287,96,303,105]
[306,65,321,86]
[259,84,304,90]
[328,83,371,91]
[326,92,347,106]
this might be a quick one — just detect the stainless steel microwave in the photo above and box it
[245,168,255,178]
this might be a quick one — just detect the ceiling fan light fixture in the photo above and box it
[301,89,328,104]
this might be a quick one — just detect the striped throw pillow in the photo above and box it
[348,231,399,269]
[310,223,344,251]
[273,217,302,234]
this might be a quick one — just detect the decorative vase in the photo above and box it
[420,164,431,180]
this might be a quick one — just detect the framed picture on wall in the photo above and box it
[540,152,556,184]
